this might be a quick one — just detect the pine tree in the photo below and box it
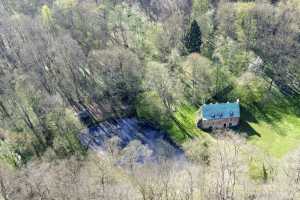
[184,20,202,53]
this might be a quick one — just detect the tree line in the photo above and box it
[0,0,299,199]
[1,132,300,200]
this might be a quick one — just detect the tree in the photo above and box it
[183,54,215,104]
[144,62,184,113]
[41,5,53,27]
[244,1,300,95]
[87,47,142,103]
[184,20,202,53]
[119,140,152,171]
[0,164,13,200]
[136,91,172,128]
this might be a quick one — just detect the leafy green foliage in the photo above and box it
[182,54,215,104]
[54,0,77,10]
[248,158,273,181]
[41,5,53,26]
[229,72,267,105]
[0,141,21,167]
[191,0,210,18]
[136,91,171,128]
[213,36,255,76]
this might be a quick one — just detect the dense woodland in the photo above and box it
[0,0,300,199]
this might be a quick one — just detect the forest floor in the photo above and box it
[167,88,300,158]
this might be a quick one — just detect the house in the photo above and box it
[197,100,240,129]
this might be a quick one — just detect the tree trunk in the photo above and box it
[0,101,10,118]
[0,176,9,200]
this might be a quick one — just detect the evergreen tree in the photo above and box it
[184,20,202,53]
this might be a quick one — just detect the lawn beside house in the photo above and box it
[248,114,300,158]
[243,90,300,158]
[168,90,300,158]
[167,104,210,143]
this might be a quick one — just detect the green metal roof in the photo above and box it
[201,102,240,120]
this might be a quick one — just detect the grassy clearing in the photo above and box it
[168,89,300,158]
[241,89,300,158]
[167,104,211,144]
[248,116,300,158]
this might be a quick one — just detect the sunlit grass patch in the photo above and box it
[248,113,300,158]
[167,104,210,144]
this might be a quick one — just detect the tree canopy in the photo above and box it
[184,20,202,53]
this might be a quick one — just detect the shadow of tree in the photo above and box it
[170,115,194,140]
[251,91,300,137]
[235,120,261,138]
[240,105,258,123]
[254,105,287,137]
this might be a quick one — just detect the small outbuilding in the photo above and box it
[197,100,240,129]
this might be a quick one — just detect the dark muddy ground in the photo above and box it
[79,118,185,162]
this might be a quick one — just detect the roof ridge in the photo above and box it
[201,102,240,120]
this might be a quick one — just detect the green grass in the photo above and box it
[248,116,300,157]
[241,90,300,158]
[167,104,210,144]
[167,89,300,158]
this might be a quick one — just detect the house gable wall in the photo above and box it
[201,117,239,129]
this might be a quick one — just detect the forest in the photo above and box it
[0,0,300,199]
